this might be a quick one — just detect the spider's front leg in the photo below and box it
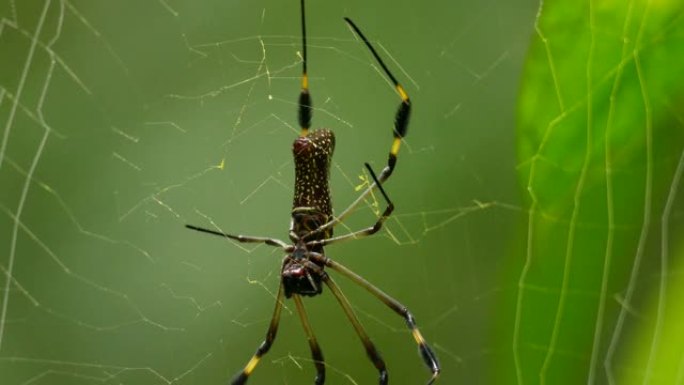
[185,224,290,249]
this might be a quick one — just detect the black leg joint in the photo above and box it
[387,155,397,174]
[403,312,440,382]
[313,358,326,385]
[231,372,248,385]
[393,101,411,138]
[379,369,389,385]
[311,345,325,385]
[365,348,388,384]
[404,311,416,328]
[420,343,440,373]
[299,90,312,130]
[256,339,272,357]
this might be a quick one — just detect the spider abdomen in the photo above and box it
[292,129,335,219]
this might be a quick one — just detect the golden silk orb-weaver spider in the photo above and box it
[186,1,440,384]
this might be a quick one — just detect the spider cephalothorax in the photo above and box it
[282,240,324,298]
[284,207,330,298]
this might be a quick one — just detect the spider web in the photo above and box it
[0,0,534,384]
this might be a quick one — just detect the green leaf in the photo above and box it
[506,0,684,384]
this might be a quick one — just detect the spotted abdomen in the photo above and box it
[292,129,335,218]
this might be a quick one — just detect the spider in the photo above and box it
[186,1,440,384]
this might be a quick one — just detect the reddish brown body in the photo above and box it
[283,129,335,297]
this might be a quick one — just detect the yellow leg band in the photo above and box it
[391,138,402,155]
[396,85,409,102]
[412,329,426,345]
[244,355,260,374]
[302,73,309,90]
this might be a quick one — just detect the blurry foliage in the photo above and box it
[507,0,684,384]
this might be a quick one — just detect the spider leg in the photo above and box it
[185,224,291,250]
[306,163,393,248]
[305,17,412,239]
[292,294,326,385]
[315,256,440,385]
[231,284,285,385]
[298,0,312,136]
[323,274,388,385]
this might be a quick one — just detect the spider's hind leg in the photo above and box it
[323,274,389,385]
[231,284,285,385]
[316,255,440,384]
[293,294,326,384]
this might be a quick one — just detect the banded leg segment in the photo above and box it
[231,284,286,385]
[298,0,312,136]
[323,274,388,385]
[317,256,440,384]
[292,294,326,385]
[307,19,412,238]
[344,17,411,174]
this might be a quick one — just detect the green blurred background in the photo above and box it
[2,0,683,384]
